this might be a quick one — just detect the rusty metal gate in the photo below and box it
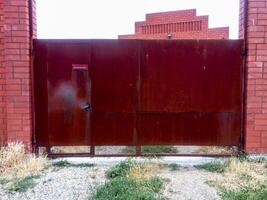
[33,39,244,156]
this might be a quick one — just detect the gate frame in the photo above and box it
[32,39,245,158]
[31,2,248,157]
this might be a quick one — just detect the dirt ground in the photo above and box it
[0,163,220,200]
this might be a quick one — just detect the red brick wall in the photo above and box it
[240,0,267,153]
[119,9,229,40]
[0,0,36,149]
[0,0,5,146]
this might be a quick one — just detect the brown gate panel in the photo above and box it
[139,113,241,146]
[33,39,243,148]
[34,41,92,146]
[90,40,138,145]
[139,40,243,145]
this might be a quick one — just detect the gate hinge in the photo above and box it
[238,132,245,152]
[242,49,247,57]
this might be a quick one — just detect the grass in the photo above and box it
[199,157,267,200]
[219,184,267,200]
[0,142,49,193]
[6,175,39,193]
[198,146,237,155]
[51,146,91,153]
[0,142,48,179]
[195,161,228,173]
[122,145,177,154]
[52,160,95,168]
[90,176,164,200]
[106,159,133,178]
[167,163,181,171]
[90,159,165,200]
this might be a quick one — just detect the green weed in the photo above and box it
[52,160,95,168]
[6,175,39,193]
[123,146,177,154]
[220,183,267,200]
[167,163,181,171]
[89,177,164,200]
[90,160,165,200]
[195,162,228,173]
[106,159,133,179]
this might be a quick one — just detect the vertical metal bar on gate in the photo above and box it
[135,41,142,156]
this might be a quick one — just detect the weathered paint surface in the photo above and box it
[33,39,243,148]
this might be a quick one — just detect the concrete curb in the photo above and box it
[51,154,267,166]
[52,156,226,166]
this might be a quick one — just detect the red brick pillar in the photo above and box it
[240,0,267,153]
[0,0,36,149]
[0,0,5,146]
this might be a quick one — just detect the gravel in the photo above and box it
[0,165,108,200]
[160,166,220,200]
[0,163,221,200]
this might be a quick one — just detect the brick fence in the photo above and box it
[0,0,36,149]
[239,0,267,153]
[0,0,267,153]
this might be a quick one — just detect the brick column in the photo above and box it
[0,0,36,149]
[0,0,5,146]
[240,0,267,153]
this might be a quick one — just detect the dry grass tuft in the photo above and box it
[127,161,162,180]
[0,142,49,180]
[213,158,267,191]
[198,146,237,155]
[51,146,91,153]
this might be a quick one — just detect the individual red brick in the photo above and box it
[258,14,267,19]
[248,61,263,67]
[248,25,265,32]
[257,50,267,55]
[248,72,262,79]
[9,0,28,6]
[249,2,266,8]
[246,136,261,143]
[5,49,20,54]
[258,8,267,14]
[258,20,267,25]
[257,55,267,61]
[248,68,263,73]
[248,102,262,108]
[246,142,261,148]
[247,96,262,102]
[247,55,256,62]
[255,119,267,125]
[5,12,19,18]
[6,84,21,90]
[249,38,265,44]
[256,85,267,90]
[256,79,267,84]
[255,124,267,131]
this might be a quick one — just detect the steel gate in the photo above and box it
[33,39,244,156]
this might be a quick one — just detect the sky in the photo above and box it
[36,0,240,39]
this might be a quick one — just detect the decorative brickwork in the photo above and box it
[119,9,229,40]
[0,0,36,149]
[240,0,267,153]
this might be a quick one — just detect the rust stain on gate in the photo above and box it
[33,39,244,155]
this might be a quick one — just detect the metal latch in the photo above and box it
[82,102,91,112]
